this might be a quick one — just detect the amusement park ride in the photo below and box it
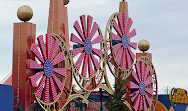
[2,0,158,110]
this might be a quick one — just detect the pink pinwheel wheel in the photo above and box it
[128,61,154,111]
[71,15,102,78]
[70,15,104,91]
[111,13,137,70]
[27,34,66,103]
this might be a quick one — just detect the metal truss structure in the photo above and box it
[104,12,137,79]
[28,34,73,110]
[10,1,158,111]
[70,15,105,91]
[128,56,158,111]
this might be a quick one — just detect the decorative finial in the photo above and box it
[138,39,150,53]
[17,5,33,22]
[64,0,70,5]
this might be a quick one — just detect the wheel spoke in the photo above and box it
[50,39,60,60]
[88,55,94,77]
[126,49,132,69]
[30,44,44,63]
[128,29,136,38]
[91,35,102,45]
[123,14,128,34]
[141,62,145,81]
[128,81,139,89]
[133,94,141,111]
[117,13,124,33]
[112,43,122,54]
[87,15,93,37]
[145,75,153,87]
[81,54,88,77]
[75,52,85,71]
[127,47,135,62]
[113,20,122,36]
[112,32,121,41]
[52,52,64,65]
[145,88,153,96]
[92,48,102,58]
[50,77,58,101]
[129,42,137,49]
[46,34,52,59]
[27,59,43,69]
[126,18,133,34]
[135,62,141,82]
[73,21,85,40]
[70,33,84,45]
[37,35,47,60]
[139,96,143,111]
[43,77,50,103]
[89,22,99,40]
[53,68,66,77]
[72,47,84,57]
[115,47,123,65]
[80,15,87,37]
[130,90,139,102]
[132,70,140,83]
[120,49,126,70]
[144,67,150,82]
[34,76,46,99]
[90,54,100,70]
[144,93,152,107]
[52,74,64,91]
[29,71,44,86]
[143,96,148,111]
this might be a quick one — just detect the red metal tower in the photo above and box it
[12,22,36,110]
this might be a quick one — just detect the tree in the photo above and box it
[106,70,130,111]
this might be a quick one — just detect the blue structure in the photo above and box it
[0,84,14,111]
[158,94,171,110]
[173,104,187,111]
[158,94,188,111]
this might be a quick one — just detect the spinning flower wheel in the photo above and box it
[104,12,137,78]
[70,15,105,91]
[128,57,157,111]
[27,34,72,110]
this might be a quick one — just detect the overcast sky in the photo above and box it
[0,0,188,94]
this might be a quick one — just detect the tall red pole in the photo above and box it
[119,1,128,14]
[47,0,69,48]
[12,22,36,110]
